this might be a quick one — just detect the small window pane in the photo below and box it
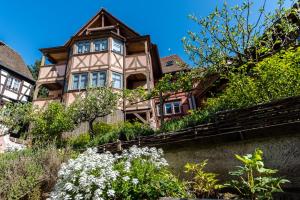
[99,72,106,86]
[72,75,79,89]
[94,39,108,52]
[112,73,122,89]
[173,102,181,114]
[77,41,90,54]
[77,43,83,54]
[165,103,172,115]
[6,77,12,88]
[91,71,106,87]
[12,79,21,92]
[80,74,88,89]
[112,39,123,54]
[91,73,98,87]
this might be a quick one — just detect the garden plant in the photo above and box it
[49,146,188,200]
[226,148,289,199]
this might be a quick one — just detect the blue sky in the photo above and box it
[0,0,285,66]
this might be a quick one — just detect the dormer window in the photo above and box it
[112,39,124,54]
[94,39,108,52]
[165,60,174,67]
[77,41,90,54]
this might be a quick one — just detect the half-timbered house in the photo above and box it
[0,42,35,104]
[33,9,162,127]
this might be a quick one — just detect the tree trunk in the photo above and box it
[88,118,96,138]
[159,91,165,128]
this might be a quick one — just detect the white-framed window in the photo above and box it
[156,101,182,116]
[91,71,106,87]
[76,41,90,54]
[6,76,21,92]
[112,72,123,89]
[112,39,124,54]
[72,73,88,90]
[173,101,181,114]
[94,39,108,52]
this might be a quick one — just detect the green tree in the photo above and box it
[30,101,74,144]
[163,47,300,131]
[183,0,299,72]
[0,102,35,137]
[69,87,119,137]
[226,148,289,199]
[28,60,41,80]
[28,60,49,98]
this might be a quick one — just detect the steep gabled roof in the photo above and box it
[0,42,34,82]
[65,8,140,46]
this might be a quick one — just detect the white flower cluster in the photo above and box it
[48,146,168,200]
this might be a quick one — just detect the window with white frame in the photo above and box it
[91,71,106,87]
[173,101,181,114]
[112,72,123,89]
[76,41,90,54]
[6,76,21,92]
[94,39,108,52]
[112,39,124,54]
[156,101,182,116]
[72,73,88,90]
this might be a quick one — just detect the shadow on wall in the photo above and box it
[162,128,300,190]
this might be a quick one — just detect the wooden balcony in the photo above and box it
[37,64,66,84]
[125,54,149,71]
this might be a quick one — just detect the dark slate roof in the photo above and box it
[0,41,34,82]
[160,54,188,74]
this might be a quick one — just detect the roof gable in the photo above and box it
[160,55,188,74]
[0,42,34,82]
[67,8,140,45]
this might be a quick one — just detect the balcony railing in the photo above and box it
[37,64,66,83]
[125,99,151,111]
[125,54,149,70]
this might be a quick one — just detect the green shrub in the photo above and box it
[226,148,289,199]
[117,121,155,140]
[0,145,74,200]
[94,122,115,135]
[31,102,75,145]
[164,47,300,131]
[67,133,91,150]
[89,121,155,146]
[184,160,223,198]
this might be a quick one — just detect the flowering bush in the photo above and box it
[49,146,188,200]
